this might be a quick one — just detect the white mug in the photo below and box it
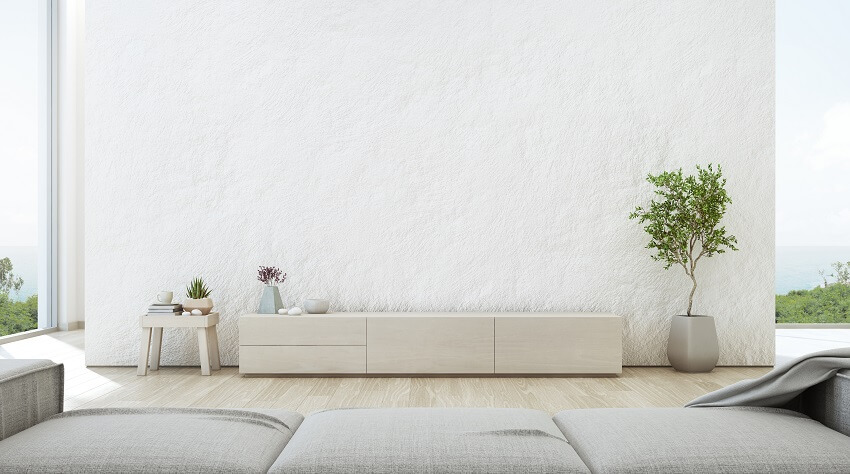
[157,291,174,304]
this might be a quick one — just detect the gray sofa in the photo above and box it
[1,359,849,473]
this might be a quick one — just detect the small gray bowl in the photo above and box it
[304,299,330,314]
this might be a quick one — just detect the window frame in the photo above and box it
[37,0,57,330]
[0,0,57,343]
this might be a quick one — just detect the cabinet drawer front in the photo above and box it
[239,346,366,374]
[367,317,494,374]
[495,317,622,374]
[240,316,366,345]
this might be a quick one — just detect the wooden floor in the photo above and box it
[0,330,770,415]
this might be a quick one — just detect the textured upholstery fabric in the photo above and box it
[687,347,850,408]
[270,408,590,473]
[0,407,303,473]
[792,369,850,437]
[0,359,63,441]
[554,407,850,474]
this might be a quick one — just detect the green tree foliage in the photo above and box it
[0,293,38,336]
[629,164,738,316]
[0,257,24,295]
[776,284,850,324]
[0,257,38,337]
[777,260,850,324]
[831,262,850,285]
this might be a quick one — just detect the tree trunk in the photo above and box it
[687,273,697,316]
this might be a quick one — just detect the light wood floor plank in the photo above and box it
[1,330,772,415]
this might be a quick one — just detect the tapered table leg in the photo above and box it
[137,327,152,376]
[207,326,221,371]
[197,327,211,376]
[150,327,163,370]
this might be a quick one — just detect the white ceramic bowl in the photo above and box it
[304,299,330,314]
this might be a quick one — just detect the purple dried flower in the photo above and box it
[258,266,286,285]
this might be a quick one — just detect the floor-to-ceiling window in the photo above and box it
[0,0,55,337]
[775,0,850,324]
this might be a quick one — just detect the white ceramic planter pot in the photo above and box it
[304,299,330,314]
[666,315,719,373]
[183,297,214,315]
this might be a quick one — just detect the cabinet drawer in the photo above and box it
[240,315,366,345]
[367,317,494,374]
[239,345,366,374]
[495,316,622,374]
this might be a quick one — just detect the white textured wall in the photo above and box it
[86,0,775,367]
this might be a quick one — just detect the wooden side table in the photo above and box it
[138,312,221,376]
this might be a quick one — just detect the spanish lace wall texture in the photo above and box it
[86,0,775,366]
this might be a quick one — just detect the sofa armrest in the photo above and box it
[787,369,850,437]
[0,359,64,440]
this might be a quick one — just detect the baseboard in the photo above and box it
[60,321,85,331]
[0,327,59,344]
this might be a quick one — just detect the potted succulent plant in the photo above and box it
[183,277,213,315]
[629,164,738,372]
[257,266,286,314]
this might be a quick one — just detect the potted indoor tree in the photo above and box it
[629,164,737,372]
[257,266,286,314]
[183,277,213,315]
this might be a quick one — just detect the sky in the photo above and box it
[776,0,850,246]
[0,0,39,247]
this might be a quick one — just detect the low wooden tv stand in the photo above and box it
[239,312,622,376]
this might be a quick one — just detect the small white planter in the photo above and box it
[183,298,214,315]
[304,299,329,314]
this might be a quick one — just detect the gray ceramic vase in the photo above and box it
[666,315,719,373]
[258,285,284,314]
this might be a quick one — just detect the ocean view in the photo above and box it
[0,246,37,301]
[776,246,850,295]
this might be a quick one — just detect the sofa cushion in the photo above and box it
[793,369,850,437]
[270,407,589,473]
[0,407,303,473]
[0,359,63,441]
[553,407,850,473]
